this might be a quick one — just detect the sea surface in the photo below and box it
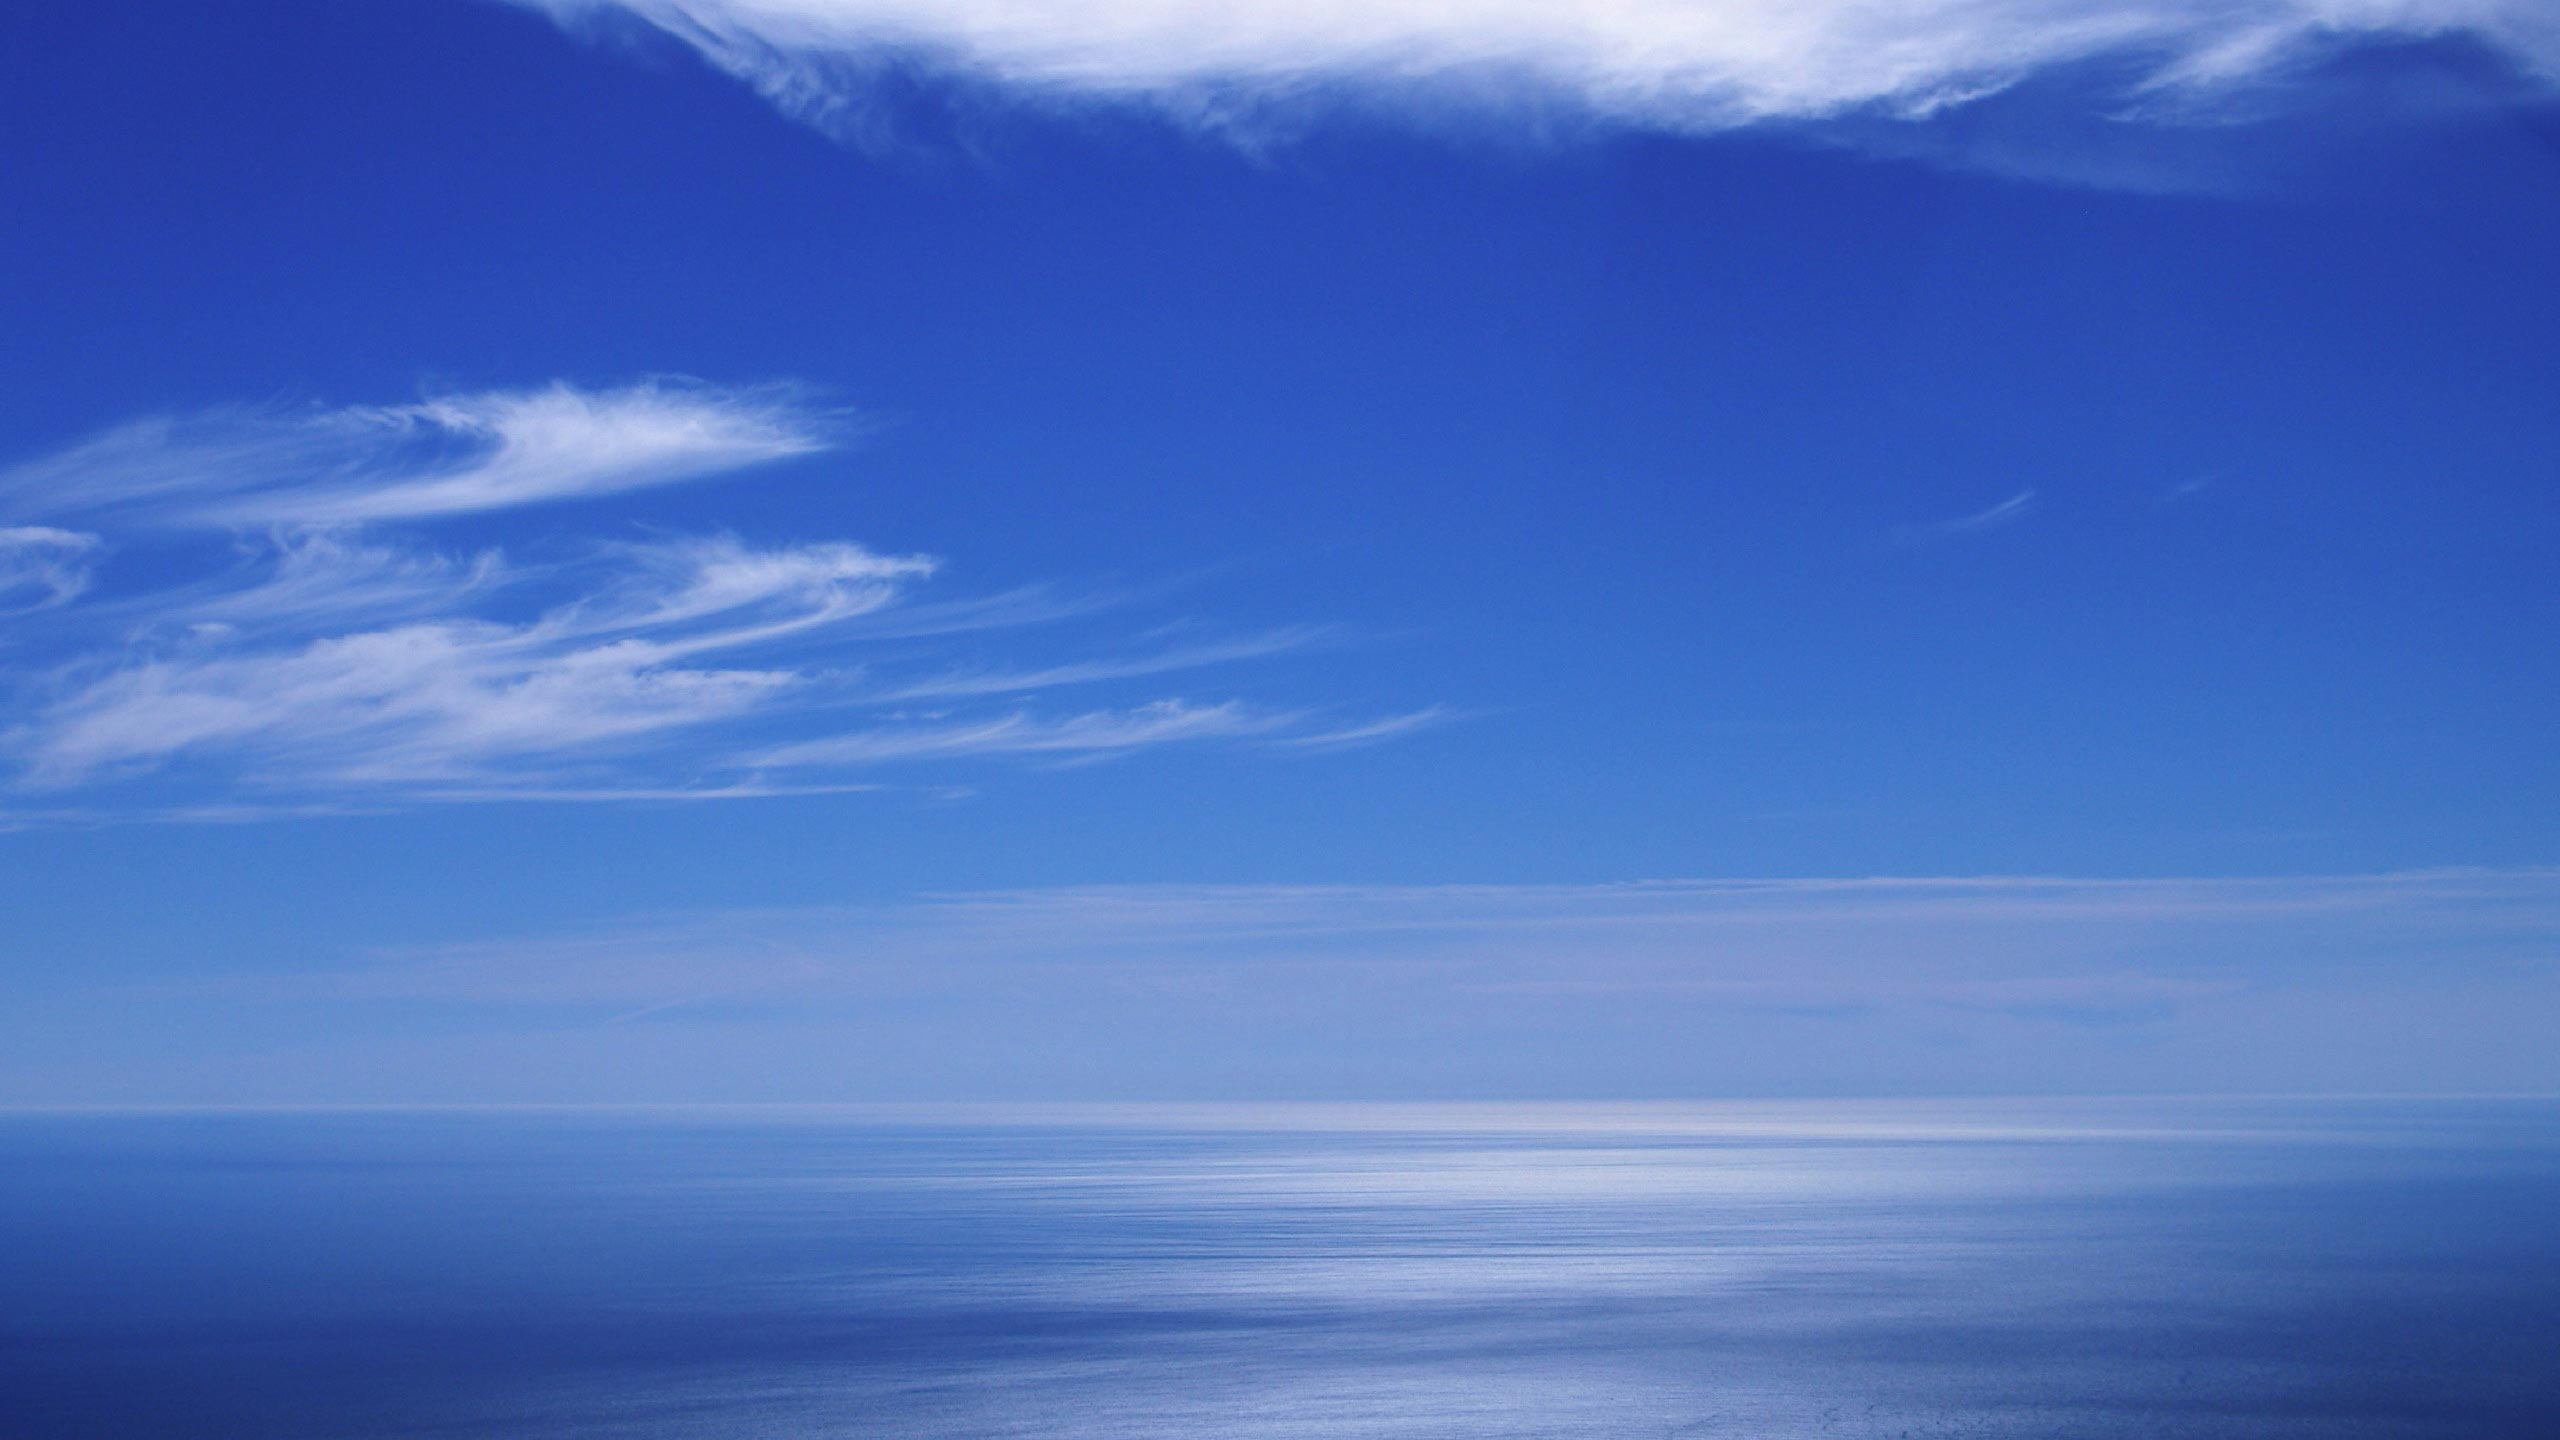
[2,1100,2556,1438]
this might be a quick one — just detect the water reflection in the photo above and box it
[3,1100,2555,1438]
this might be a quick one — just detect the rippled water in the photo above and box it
[4,1100,2556,1437]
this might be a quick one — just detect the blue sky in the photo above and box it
[2,0,2557,1101]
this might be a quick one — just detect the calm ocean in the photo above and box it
[4,1100,2555,1438]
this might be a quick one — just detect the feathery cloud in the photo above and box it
[0,527,103,615]
[14,535,921,791]
[519,0,2560,148]
[0,380,1433,811]
[751,697,1295,768]
[0,381,830,530]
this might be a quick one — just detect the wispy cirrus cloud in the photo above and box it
[751,697,1295,768]
[1893,487,2038,545]
[0,380,830,530]
[520,0,2560,151]
[15,534,921,791]
[1276,704,1456,752]
[750,697,1456,768]
[0,527,103,616]
[0,380,1428,813]
[318,867,2560,1011]
[250,867,2560,1094]
[876,626,1327,702]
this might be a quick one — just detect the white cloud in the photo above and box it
[0,381,1434,809]
[1894,487,2037,544]
[0,380,831,530]
[752,696,1294,768]
[0,527,103,615]
[64,867,2554,1097]
[1278,705,1457,751]
[292,868,2560,1047]
[521,0,2560,145]
[879,626,1326,700]
[13,535,908,790]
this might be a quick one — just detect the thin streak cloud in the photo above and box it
[751,697,1296,768]
[1278,705,1459,751]
[1895,488,2037,545]
[878,627,1328,701]
[283,869,2560,1068]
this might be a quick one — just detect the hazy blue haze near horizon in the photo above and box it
[6,1100,2559,1438]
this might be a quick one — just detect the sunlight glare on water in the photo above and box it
[3,1099,2556,1438]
